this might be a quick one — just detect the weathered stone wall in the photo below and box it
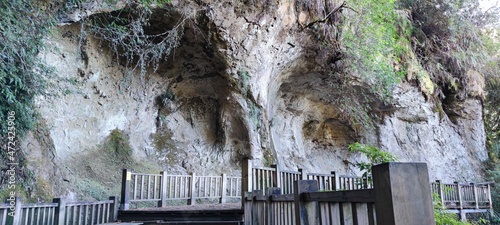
[24,0,488,198]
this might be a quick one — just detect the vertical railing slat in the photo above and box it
[147,175,151,200]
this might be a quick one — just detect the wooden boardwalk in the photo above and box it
[118,208,243,223]
[116,203,243,224]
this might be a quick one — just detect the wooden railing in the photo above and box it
[244,188,376,225]
[120,169,242,209]
[242,160,370,197]
[244,189,295,225]
[303,189,376,225]
[276,168,302,195]
[0,198,57,225]
[63,199,116,224]
[128,172,163,204]
[244,163,437,225]
[431,180,493,221]
[252,166,277,193]
[306,172,336,192]
[0,197,118,225]
[244,161,495,207]
[337,174,372,190]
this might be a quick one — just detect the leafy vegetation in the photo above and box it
[336,0,499,132]
[433,194,475,225]
[0,0,60,201]
[341,0,411,100]
[484,29,500,167]
[0,0,55,139]
[333,0,416,131]
[481,11,500,225]
[486,96,500,223]
[348,142,396,176]
[399,0,498,100]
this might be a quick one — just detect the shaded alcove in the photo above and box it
[150,9,252,171]
[263,60,360,171]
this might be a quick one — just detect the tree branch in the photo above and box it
[301,1,355,30]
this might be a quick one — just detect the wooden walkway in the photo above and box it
[116,203,243,224]
[118,208,243,224]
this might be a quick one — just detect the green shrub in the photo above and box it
[433,194,476,225]
[399,0,498,99]
[485,161,500,221]
[342,0,411,100]
[483,22,500,225]
[434,210,472,225]
[0,0,60,200]
[106,129,133,162]
[348,142,396,175]
[0,0,55,138]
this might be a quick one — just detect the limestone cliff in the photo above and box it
[21,0,488,199]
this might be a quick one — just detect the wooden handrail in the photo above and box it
[303,189,376,203]
[66,199,114,206]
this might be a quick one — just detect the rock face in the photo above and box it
[379,84,487,180]
[24,0,488,198]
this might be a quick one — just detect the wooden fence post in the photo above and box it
[242,159,253,207]
[456,182,464,209]
[109,196,119,222]
[252,190,263,225]
[159,171,167,207]
[9,197,22,225]
[472,183,479,210]
[362,173,369,189]
[294,180,319,225]
[53,197,66,225]
[120,169,131,210]
[266,187,281,225]
[221,173,227,203]
[331,171,337,191]
[488,183,493,209]
[271,164,281,189]
[298,169,307,180]
[455,181,466,221]
[435,180,444,206]
[243,159,253,192]
[488,183,494,218]
[243,191,252,225]
[188,173,196,205]
[372,162,435,225]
